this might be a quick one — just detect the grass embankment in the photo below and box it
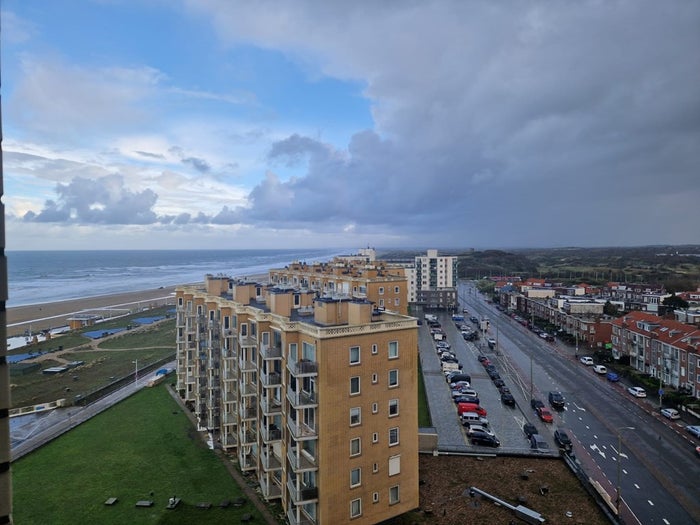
[417,361,431,427]
[13,383,263,525]
[10,311,176,409]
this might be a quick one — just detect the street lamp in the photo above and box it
[616,426,635,517]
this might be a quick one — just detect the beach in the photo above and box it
[6,286,182,337]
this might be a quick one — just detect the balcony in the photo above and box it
[261,425,282,443]
[239,358,257,372]
[286,415,317,440]
[287,359,318,377]
[286,479,319,504]
[287,448,317,472]
[261,371,282,387]
[240,382,257,397]
[220,431,237,449]
[240,428,257,445]
[260,343,282,360]
[259,473,282,500]
[286,388,318,408]
[239,334,257,348]
[260,397,282,415]
[261,451,282,471]
[239,405,256,421]
[287,508,317,525]
[239,453,256,471]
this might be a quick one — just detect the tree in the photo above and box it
[662,294,689,310]
[603,301,619,316]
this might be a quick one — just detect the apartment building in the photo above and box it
[610,311,700,396]
[411,249,458,310]
[268,255,409,316]
[176,274,419,524]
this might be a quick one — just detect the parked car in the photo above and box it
[461,412,489,427]
[450,381,471,390]
[499,386,511,395]
[487,338,497,348]
[660,408,680,420]
[529,434,550,452]
[492,378,505,388]
[501,392,516,406]
[579,356,594,365]
[448,373,471,384]
[477,355,489,363]
[523,422,538,438]
[470,316,479,323]
[537,407,554,423]
[627,386,647,398]
[548,391,565,410]
[606,371,620,382]
[458,403,487,417]
[554,429,572,450]
[593,364,607,374]
[466,425,495,438]
[487,370,501,380]
[687,425,700,438]
[530,398,545,410]
[470,431,500,448]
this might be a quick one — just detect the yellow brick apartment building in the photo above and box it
[175,267,418,524]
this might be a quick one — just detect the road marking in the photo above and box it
[662,518,670,524]
[634,483,639,489]
[589,444,606,459]
[648,500,654,506]
[573,402,587,411]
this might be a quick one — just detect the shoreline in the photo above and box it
[6,286,182,338]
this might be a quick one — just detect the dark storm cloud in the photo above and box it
[197,0,700,247]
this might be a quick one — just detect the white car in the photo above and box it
[593,364,607,374]
[579,356,594,366]
[660,408,680,420]
[627,386,647,398]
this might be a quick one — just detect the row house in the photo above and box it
[176,274,419,525]
[610,311,700,397]
[603,282,670,312]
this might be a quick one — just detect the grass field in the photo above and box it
[13,383,264,525]
[417,361,431,427]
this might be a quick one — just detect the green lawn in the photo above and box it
[13,384,264,524]
[417,361,432,427]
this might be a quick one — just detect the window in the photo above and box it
[372,432,378,443]
[388,341,398,359]
[350,346,360,365]
[372,402,378,414]
[372,373,378,384]
[350,407,361,426]
[379,287,385,295]
[350,467,361,487]
[389,427,399,446]
[350,376,360,395]
[373,492,379,503]
[394,298,400,306]
[394,286,400,294]
[389,455,401,476]
[373,463,379,473]
[371,344,378,355]
[388,369,399,387]
[389,399,399,417]
[389,486,400,505]
[350,498,362,518]
[350,437,361,456]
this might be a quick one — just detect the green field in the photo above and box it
[13,384,265,525]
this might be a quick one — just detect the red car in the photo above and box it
[458,403,487,417]
[537,407,554,423]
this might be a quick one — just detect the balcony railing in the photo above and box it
[261,451,282,471]
[287,359,318,377]
[287,508,317,525]
[261,371,282,387]
[286,479,319,504]
[260,343,282,360]
[239,405,256,420]
[259,474,283,500]
[286,388,318,408]
[239,358,257,372]
[240,428,257,445]
[240,382,257,397]
[260,397,282,415]
[239,453,256,471]
[239,334,257,348]
[261,426,282,443]
[287,448,317,472]
[286,415,317,440]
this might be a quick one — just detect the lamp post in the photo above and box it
[616,426,635,517]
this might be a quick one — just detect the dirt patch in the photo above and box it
[392,454,610,525]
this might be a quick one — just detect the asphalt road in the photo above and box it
[459,282,700,525]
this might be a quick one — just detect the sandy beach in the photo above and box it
[6,286,182,337]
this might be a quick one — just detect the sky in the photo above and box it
[2,0,699,251]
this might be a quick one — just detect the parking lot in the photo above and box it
[418,310,558,456]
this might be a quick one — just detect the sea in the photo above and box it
[7,248,347,308]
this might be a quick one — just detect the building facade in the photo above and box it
[176,275,419,524]
[411,249,458,310]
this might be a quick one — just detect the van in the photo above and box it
[457,403,487,417]
[425,314,438,322]
[461,411,489,427]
